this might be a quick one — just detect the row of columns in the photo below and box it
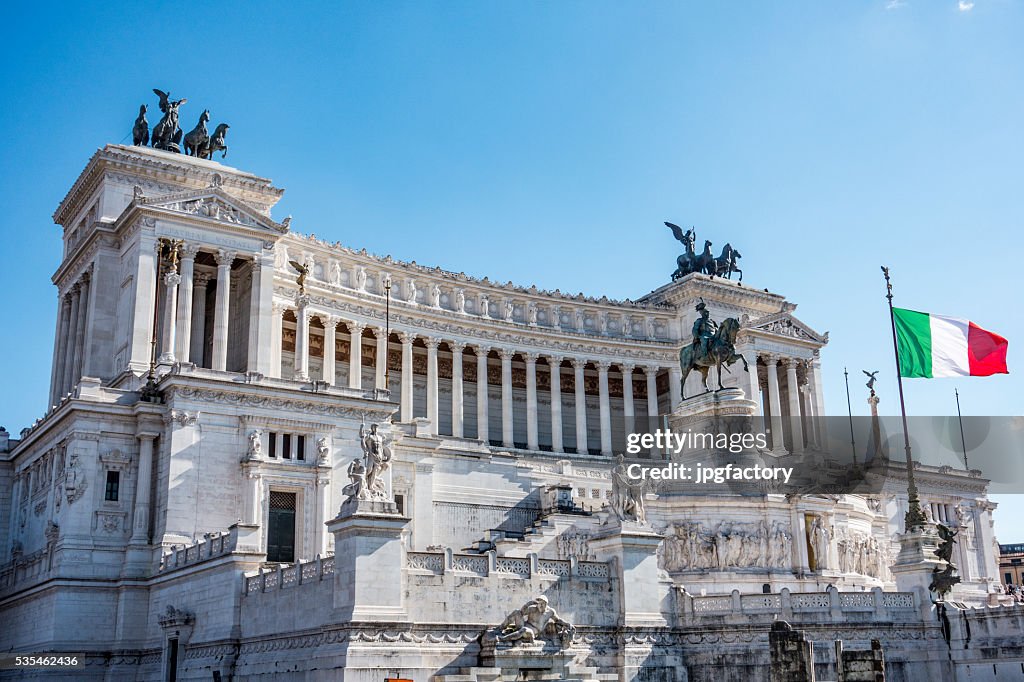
[755,353,825,454]
[153,245,274,375]
[275,302,680,455]
[50,270,92,405]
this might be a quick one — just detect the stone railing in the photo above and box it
[243,554,335,595]
[406,549,610,581]
[158,523,262,574]
[682,586,917,622]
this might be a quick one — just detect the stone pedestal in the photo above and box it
[327,498,408,621]
[589,517,668,628]
[891,526,941,618]
[669,387,758,433]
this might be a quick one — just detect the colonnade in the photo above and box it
[743,351,825,454]
[271,302,682,455]
[49,270,92,405]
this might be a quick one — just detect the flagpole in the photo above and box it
[955,388,969,470]
[844,367,857,466]
[881,266,927,532]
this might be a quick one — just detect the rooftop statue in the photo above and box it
[183,110,210,157]
[132,105,149,146]
[289,260,309,295]
[151,88,188,153]
[679,298,748,397]
[666,222,743,281]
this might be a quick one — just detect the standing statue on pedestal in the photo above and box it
[678,299,748,398]
[151,89,188,153]
[610,454,646,524]
[360,423,393,500]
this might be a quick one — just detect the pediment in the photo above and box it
[745,311,828,345]
[139,187,288,234]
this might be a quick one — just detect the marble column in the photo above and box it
[322,316,338,384]
[293,301,311,381]
[373,326,388,391]
[130,433,157,543]
[810,353,828,448]
[211,250,235,371]
[549,357,563,453]
[765,355,787,454]
[61,284,81,396]
[247,252,276,375]
[668,366,682,412]
[801,379,818,450]
[158,271,181,364]
[51,293,71,403]
[644,365,660,456]
[243,469,262,525]
[399,332,415,422]
[573,359,588,454]
[785,358,804,453]
[348,322,365,389]
[450,342,465,438]
[525,352,539,451]
[621,363,635,436]
[500,349,514,448]
[174,244,199,363]
[189,273,210,366]
[426,337,440,433]
[740,347,762,415]
[269,304,284,379]
[71,272,90,383]
[597,361,612,455]
[475,346,490,443]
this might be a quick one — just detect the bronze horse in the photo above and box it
[678,317,748,397]
[183,110,210,157]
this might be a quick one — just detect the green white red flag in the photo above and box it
[893,308,1008,378]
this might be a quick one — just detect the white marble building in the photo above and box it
[0,144,1020,681]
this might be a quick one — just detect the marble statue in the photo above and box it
[343,458,368,500]
[810,515,831,571]
[355,266,367,291]
[246,430,262,460]
[430,284,441,308]
[328,260,342,286]
[479,294,489,317]
[359,423,392,501]
[610,454,646,523]
[503,298,514,322]
[455,288,466,313]
[494,596,575,646]
[407,278,418,304]
[316,437,330,465]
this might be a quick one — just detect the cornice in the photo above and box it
[55,144,283,226]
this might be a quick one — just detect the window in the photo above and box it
[395,494,405,516]
[165,637,178,682]
[267,491,297,563]
[264,431,308,462]
[104,471,120,501]
[268,432,277,458]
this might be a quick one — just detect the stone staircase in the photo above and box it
[464,513,599,558]
[431,651,617,682]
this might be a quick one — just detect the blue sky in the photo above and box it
[1,2,1021,535]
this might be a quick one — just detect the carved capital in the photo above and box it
[498,348,516,361]
[523,351,539,364]
[471,344,490,357]
[619,362,635,374]
[398,331,416,345]
[784,357,800,370]
[644,364,660,377]
[180,243,201,259]
[763,353,780,366]
[163,272,182,287]
[546,354,563,367]
[571,358,589,371]
[215,249,236,267]
[449,340,467,353]
[348,321,366,335]
[369,325,388,339]
[194,272,212,288]
[423,336,441,350]
[595,360,612,373]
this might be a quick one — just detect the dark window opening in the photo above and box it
[104,470,120,501]
[297,435,305,461]
[282,436,291,459]
[395,494,405,516]
[166,637,179,682]
[268,432,277,458]
[267,491,296,563]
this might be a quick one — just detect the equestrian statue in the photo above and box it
[678,298,748,397]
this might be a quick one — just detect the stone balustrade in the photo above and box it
[681,586,917,623]
[406,549,609,580]
[159,530,237,573]
[243,554,335,595]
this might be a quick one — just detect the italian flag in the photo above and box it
[893,308,1009,378]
